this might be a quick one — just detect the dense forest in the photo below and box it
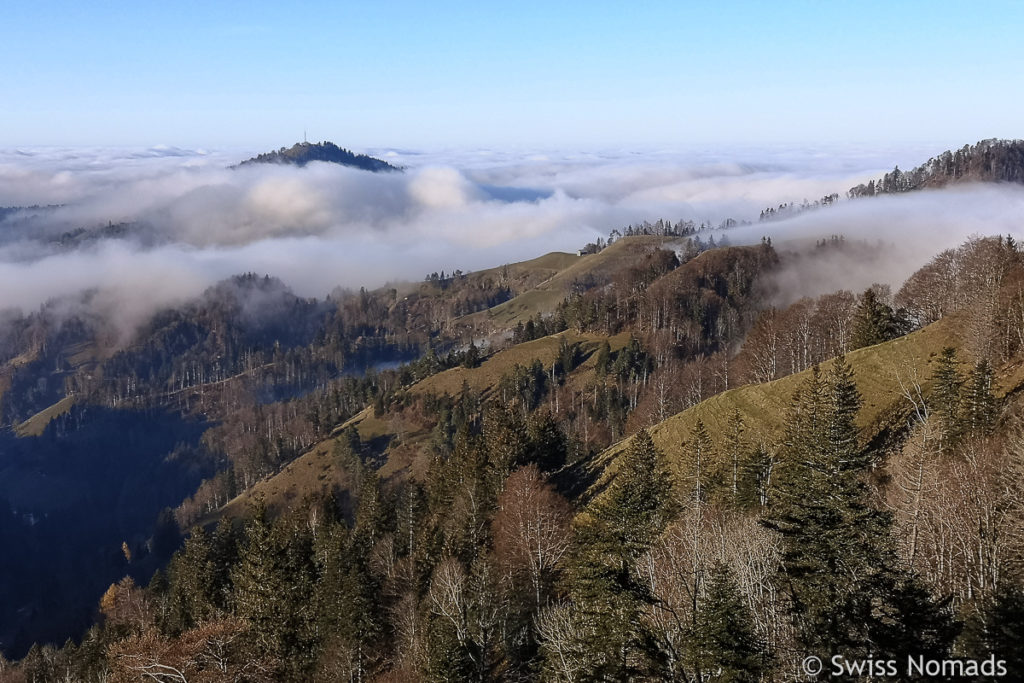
[3,141,1024,681]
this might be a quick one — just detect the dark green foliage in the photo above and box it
[723,409,745,505]
[165,526,219,632]
[527,409,568,472]
[850,287,906,350]
[964,359,998,437]
[961,585,1024,674]
[594,340,612,376]
[511,312,568,344]
[497,359,549,414]
[595,429,677,562]
[231,505,317,671]
[932,346,964,451]
[556,336,580,379]
[683,418,715,503]
[557,429,677,678]
[762,358,956,660]
[314,520,383,681]
[462,340,481,368]
[737,443,775,509]
[482,402,531,480]
[689,562,769,682]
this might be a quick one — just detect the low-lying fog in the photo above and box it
[2,142,1023,335]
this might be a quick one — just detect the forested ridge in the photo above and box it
[235,142,401,173]
[848,138,1024,198]
[3,143,1024,680]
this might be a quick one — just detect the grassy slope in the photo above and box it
[217,329,633,518]
[589,317,962,491]
[460,236,675,328]
[585,314,1008,497]
[6,340,103,434]
[15,396,77,437]
[411,330,628,398]
[217,432,358,520]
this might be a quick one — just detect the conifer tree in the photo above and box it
[315,520,383,682]
[482,402,529,482]
[595,340,612,377]
[762,358,955,661]
[931,347,964,451]
[462,340,481,369]
[557,429,677,678]
[684,419,715,503]
[724,410,746,505]
[968,585,1024,675]
[527,409,568,472]
[231,505,316,671]
[167,526,217,632]
[354,469,387,546]
[850,287,900,349]
[689,562,769,682]
[964,359,997,436]
[738,443,775,509]
[232,506,288,655]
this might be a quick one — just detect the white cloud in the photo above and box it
[0,142,1019,338]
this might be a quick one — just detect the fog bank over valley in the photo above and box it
[2,142,1021,334]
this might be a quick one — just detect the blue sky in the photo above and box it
[2,1,1022,148]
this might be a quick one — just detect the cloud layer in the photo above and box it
[1,143,1022,335]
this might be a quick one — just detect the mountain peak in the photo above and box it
[235,141,401,173]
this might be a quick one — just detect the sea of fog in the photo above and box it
[2,142,1023,334]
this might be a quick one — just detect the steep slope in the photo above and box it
[459,235,678,329]
[213,329,634,518]
[586,313,1015,499]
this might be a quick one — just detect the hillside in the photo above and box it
[213,329,635,519]
[4,161,1024,677]
[235,140,401,172]
[587,315,968,492]
[459,235,678,329]
[848,138,1024,197]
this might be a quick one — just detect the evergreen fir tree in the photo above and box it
[482,402,530,482]
[724,410,746,505]
[231,506,284,641]
[964,359,997,436]
[737,443,775,509]
[231,504,316,671]
[689,562,769,682]
[969,585,1024,675]
[559,429,677,679]
[683,419,715,503]
[527,409,568,472]
[850,287,899,350]
[167,526,217,632]
[595,340,612,377]
[315,520,383,681]
[762,358,955,661]
[931,347,964,452]
[462,340,481,369]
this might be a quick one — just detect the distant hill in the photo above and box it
[848,138,1024,197]
[235,140,401,172]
